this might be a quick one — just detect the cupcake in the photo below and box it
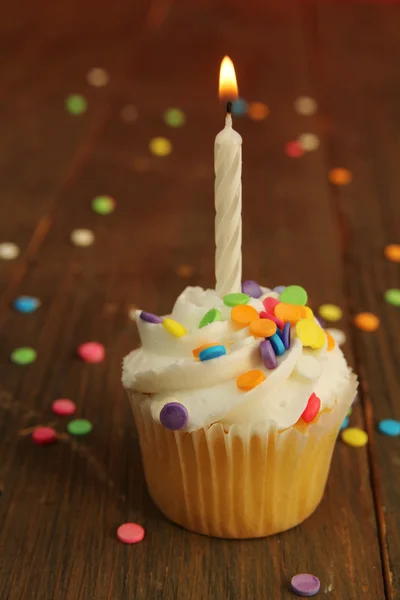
[122,283,357,539]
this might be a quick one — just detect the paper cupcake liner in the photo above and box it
[127,374,357,539]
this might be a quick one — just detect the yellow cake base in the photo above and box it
[128,375,357,538]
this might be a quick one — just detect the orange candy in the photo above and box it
[247,102,269,121]
[325,330,336,351]
[384,244,400,263]
[328,168,352,186]
[237,369,266,391]
[231,305,259,329]
[192,342,220,358]
[274,303,307,325]
[354,312,380,332]
[249,318,277,338]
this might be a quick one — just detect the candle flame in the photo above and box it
[219,56,238,101]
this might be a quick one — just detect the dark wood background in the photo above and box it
[0,1,399,598]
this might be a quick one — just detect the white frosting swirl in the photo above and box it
[122,286,352,432]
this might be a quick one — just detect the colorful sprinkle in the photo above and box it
[263,296,279,313]
[242,280,262,298]
[10,347,37,365]
[231,304,259,328]
[296,319,325,349]
[304,307,314,320]
[318,303,343,322]
[291,573,320,597]
[294,356,322,381]
[0,242,19,260]
[67,419,92,436]
[223,293,249,307]
[232,98,248,116]
[326,328,346,346]
[77,342,105,363]
[260,311,284,329]
[275,303,306,325]
[13,296,40,313]
[159,402,188,430]
[163,318,187,337]
[354,312,380,332]
[117,522,145,544]
[298,133,320,151]
[121,104,138,123]
[70,228,95,247]
[384,289,400,307]
[301,393,321,423]
[341,416,349,430]
[325,330,336,351]
[163,108,185,127]
[378,419,400,437]
[247,101,269,121]
[86,67,109,87]
[237,369,266,391]
[52,399,76,416]
[32,426,57,445]
[341,427,368,447]
[280,285,308,306]
[199,308,222,328]
[140,311,163,324]
[192,342,220,358]
[273,286,286,294]
[384,244,400,263]
[285,141,304,158]
[269,333,285,356]
[282,322,291,349]
[65,94,87,115]
[249,318,277,338]
[260,340,277,370]
[92,195,116,215]
[294,96,318,116]
[199,345,226,361]
[149,137,172,157]
[329,168,352,186]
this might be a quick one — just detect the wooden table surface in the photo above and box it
[1,1,400,598]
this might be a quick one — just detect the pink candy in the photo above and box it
[263,297,279,313]
[52,399,76,416]
[260,311,284,330]
[32,426,57,445]
[117,522,145,544]
[77,342,105,363]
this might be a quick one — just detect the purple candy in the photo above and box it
[160,402,188,430]
[273,285,286,294]
[242,280,262,299]
[282,322,291,350]
[315,315,326,328]
[290,574,320,597]
[140,311,163,324]
[260,339,277,369]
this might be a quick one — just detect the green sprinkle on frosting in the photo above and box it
[199,307,222,329]
[223,293,249,307]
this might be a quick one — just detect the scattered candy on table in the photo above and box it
[199,308,222,328]
[149,137,172,157]
[301,393,321,423]
[86,67,109,87]
[13,296,41,313]
[290,573,320,597]
[0,242,19,260]
[249,318,277,338]
[247,101,269,121]
[298,133,320,151]
[140,311,163,324]
[377,419,400,437]
[296,319,325,349]
[341,427,368,447]
[163,108,185,127]
[231,304,259,328]
[117,522,145,544]
[318,303,343,322]
[329,167,352,186]
[285,141,304,158]
[70,228,95,247]
[260,340,277,370]
[384,289,400,307]
[163,318,187,337]
[199,345,226,361]
[293,96,318,115]
[269,333,285,356]
[242,280,262,298]
[65,94,87,115]
[384,243,400,263]
[354,312,380,332]
[10,347,37,365]
[91,195,116,215]
[223,292,249,307]
[159,402,188,430]
[32,426,57,445]
[237,369,266,391]
[67,419,93,436]
[280,285,308,306]
[52,399,77,416]
[77,342,105,363]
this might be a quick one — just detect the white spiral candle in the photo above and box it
[214,113,242,296]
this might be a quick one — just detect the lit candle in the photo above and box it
[215,56,242,296]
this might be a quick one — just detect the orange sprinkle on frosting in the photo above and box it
[237,369,266,391]
[249,318,277,338]
[231,304,259,329]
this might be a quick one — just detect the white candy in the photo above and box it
[86,67,109,87]
[0,242,19,260]
[70,228,95,247]
[326,328,346,346]
[298,133,320,151]
[294,355,322,381]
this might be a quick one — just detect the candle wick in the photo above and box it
[226,101,232,114]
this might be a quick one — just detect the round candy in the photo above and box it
[285,141,304,158]
[92,195,116,215]
[52,399,76,416]
[70,228,95,247]
[326,328,346,346]
[301,393,321,423]
[237,369,266,391]
[140,311,163,324]
[32,426,57,445]
[280,285,308,306]
[293,96,318,116]
[242,280,262,298]
[249,318,277,338]
[163,108,185,128]
[296,320,325,349]
[260,340,277,370]
[65,94,87,115]
[318,303,343,322]
[231,97,248,117]
[378,419,400,437]
[341,416,349,430]
[149,137,172,157]
[354,312,380,332]
[160,402,188,430]
[269,333,285,356]
[341,427,368,447]
[298,133,320,152]
[247,101,269,121]
[291,573,320,597]
[294,356,322,381]
[13,296,40,313]
[260,311,284,330]
[329,168,352,186]
[384,243,400,263]
[304,306,314,320]
[0,242,19,260]
[275,303,306,324]
[193,342,220,358]
[325,330,336,351]
[273,286,286,294]
[117,522,145,544]
[231,304,259,328]
[384,289,400,307]
[199,308,222,328]
[223,293,249,307]
[86,67,109,87]
[199,345,226,361]
[263,296,279,313]
[282,322,291,350]
[67,419,93,436]
[78,342,105,363]
[163,318,187,337]
[10,347,37,365]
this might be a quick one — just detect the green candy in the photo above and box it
[384,289,400,307]
[67,419,93,436]
[65,94,87,115]
[10,347,37,365]
[164,108,186,128]
[91,195,115,215]
[280,285,308,306]
[223,293,250,307]
[199,308,222,329]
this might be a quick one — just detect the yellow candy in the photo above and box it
[163,318,187,337]
[341,428,368,448]
[304,306,314,319]
[296,319,325,349]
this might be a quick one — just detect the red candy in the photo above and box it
[117,522,145,544]
[263,297,279,313]
[301,393,321,423]
[260,311,284,330]
[78,342,105,364]
[32,426,57,445]
[52,398,76,416]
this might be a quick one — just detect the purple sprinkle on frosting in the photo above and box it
[140,311,163,324]
[282,322,291,350]
[273,285,286,294]
[260,339,277,369]
[160,402,188,430]
[242,280,262,299]
[290,573,320,597]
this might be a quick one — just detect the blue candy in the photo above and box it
[13,296,40,314]
[378,419,400,437]
[269,333,285,356]
[199,345,226,361]
[340,416,349,430]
